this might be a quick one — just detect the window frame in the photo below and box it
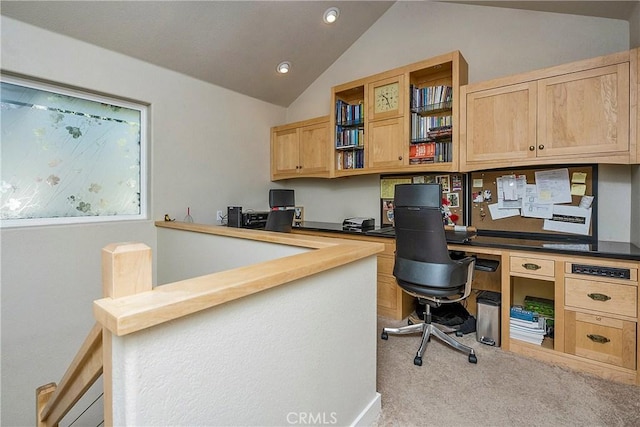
[0,74,149,228]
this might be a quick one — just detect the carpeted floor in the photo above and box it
[374,316,640,427]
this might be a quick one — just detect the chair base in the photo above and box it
[381,320,478,366]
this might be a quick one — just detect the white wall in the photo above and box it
[285,1,635,243]
[1,16,286,426]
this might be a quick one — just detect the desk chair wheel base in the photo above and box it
[469,352,478,364]
[414,356,422,366]
[381,331,388,340]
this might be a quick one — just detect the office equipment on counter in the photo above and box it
[380,183,478,366]
[227,207,269,229]
[243,211,269,228]
[227,206,243,228]
[343,217,375,231]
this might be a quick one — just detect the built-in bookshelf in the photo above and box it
[332,83,366,172]
[408,61,456,166]
[324,51,467,178]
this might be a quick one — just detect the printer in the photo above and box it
[342,217,375,231]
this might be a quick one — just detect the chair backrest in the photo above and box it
[265,188,295,232]
[265,209,295,232]
[269,189,295,209]
[393,184,472,294]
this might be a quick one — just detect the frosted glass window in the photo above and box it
[1,76,147,227]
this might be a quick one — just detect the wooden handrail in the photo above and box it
[36,322,103,427]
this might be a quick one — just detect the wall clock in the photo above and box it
[374,82,399,113]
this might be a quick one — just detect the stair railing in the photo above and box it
[36,242,152,427]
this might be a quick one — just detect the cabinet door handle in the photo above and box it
[522,263,541,270]
[529,146,535,151]
[587,334,610,344]
[587,293,611,302]
[538,144,545,150]
[398,156,403,161]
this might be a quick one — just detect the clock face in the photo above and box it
[374,82,399,113]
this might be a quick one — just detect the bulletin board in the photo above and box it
[469,165,597,239]
[380,173,467,227]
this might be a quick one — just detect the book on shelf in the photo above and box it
[410,85,453,111]
[510,330,545,345]
[510,306,539,322]
[335,99,364,126]
[410,143,435,160]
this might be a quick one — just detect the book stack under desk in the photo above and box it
[509,306,548,346]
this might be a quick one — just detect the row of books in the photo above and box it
[411,113,452,142]
[408,141,453,163]
[335,149,365,170]
[335,100,364,126]
[410,84,453,111]
[509,305,549,346]
[335,128,364,148]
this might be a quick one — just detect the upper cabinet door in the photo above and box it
[299,120,330,175]
[367,117,406,169]
[271,127,300,179]
[537,63,630,158]
[463,82,537,165]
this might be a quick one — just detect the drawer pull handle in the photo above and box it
[587,293,611,302]
[587,334,610,344]
[522,263,541,270]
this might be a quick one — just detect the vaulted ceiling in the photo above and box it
[2,1,637,107]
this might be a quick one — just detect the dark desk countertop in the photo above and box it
[293,221,640,262]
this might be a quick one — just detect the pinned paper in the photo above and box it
[535,168,572,204]
[543,205,592,235]
[473,178,483,188]
[522,184,553,219]
[579,195,594,209]
[571,184,587,196]
[572,172,587,184]
[488,203,520,220]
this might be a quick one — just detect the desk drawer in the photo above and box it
[510,256,555,278]
[565,311,636,369]
[565,277,637,318]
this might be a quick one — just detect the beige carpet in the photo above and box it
[374,316,640,427]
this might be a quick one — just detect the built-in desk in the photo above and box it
[293,222,640,386]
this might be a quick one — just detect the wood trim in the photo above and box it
[94,222,384,336]
[463,50,631,94]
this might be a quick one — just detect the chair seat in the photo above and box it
[397,279,464,298]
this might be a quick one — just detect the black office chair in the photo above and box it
[381,183,478,366]
[265,189,295,232]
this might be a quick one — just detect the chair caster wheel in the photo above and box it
[407,318,414,325]
[468,353,477,364]
[381,331,388,340]
[455,331,463,337]
[413,356,422,366]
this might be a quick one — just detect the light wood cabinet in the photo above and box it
[506,250,640,385]
[460,50,636,171]
[271,116,330,180]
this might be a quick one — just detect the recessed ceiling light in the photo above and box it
[276,61,291,74]
[323,7,340,24]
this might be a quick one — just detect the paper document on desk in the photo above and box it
[543,205,591,235]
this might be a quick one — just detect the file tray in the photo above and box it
[474,257,499,272]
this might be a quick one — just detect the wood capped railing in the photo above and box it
[35,227,383,425]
